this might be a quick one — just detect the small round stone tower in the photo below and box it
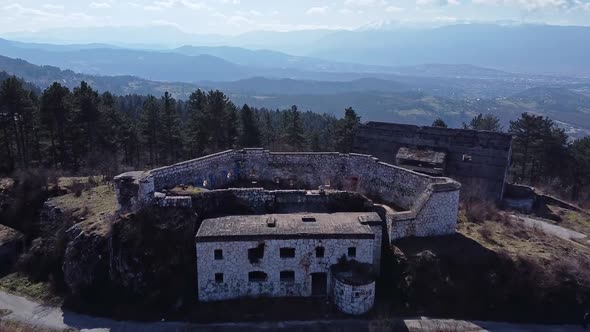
[331,261,376,315]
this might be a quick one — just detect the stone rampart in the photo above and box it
[114,149,461,241]
[353,121,512,201]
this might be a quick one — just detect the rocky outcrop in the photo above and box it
[62,220,111,295]
[29,186,115,295]
[0,224,24,274]
[109,207,197,307]
[39,201,69,237]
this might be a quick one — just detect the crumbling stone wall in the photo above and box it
[179,188,375,217]
[353,122,512,201]
[114,149,461,241]
[236,151,433,211]
[196,237,374,301]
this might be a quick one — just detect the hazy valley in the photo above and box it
[1,28,590,137]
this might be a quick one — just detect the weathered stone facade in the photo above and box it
[196,213,377,303]
[353,122,512,201]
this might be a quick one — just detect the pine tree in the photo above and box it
[207,90,229,152]
[98,92,121,153]
[509,113,567,183]
[0,76,36,169]
[224,101,239,150]
[464,113,502,131]
[335,107,361,153]
[119,111,140,167]
[239,104,261,148]
[40,83,71,168]
[160,91,181,164]
[71,81,100,169]
[187,89,210,156]
[285,105,305,151]
[569,137,590,201]
[432,118,448,128]
[140,96,161,166]
[261,111,275,148]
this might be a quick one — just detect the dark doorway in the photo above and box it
[311,272,328,296]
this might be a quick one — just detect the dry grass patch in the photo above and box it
[459,214,588,262]
[48,185,117,236]
[57,176,103,191]
[459,203,590,289]
[546,205,590,236]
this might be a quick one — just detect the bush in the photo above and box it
[478,223,494,241]
[0,170,50,238]
[463,199,500,224]
[71,180,84,197]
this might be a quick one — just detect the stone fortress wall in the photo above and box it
[353,122,512,201]
[114,148,461,241]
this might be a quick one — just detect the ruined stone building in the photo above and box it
[196,213,381,314]
[114,148,461,315]
[353,121,512,200]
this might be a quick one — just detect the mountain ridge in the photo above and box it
[1,54,589,138]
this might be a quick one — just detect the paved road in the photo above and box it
[510,214,588,242]
[0,290,587,331]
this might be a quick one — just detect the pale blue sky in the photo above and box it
[1,0,589,35]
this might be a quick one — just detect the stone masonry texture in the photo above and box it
[114,148,461,242]
[353,121,512,201]
[113,148,463,314]
[196,237,373,301]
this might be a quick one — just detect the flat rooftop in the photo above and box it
[196,212,381,242]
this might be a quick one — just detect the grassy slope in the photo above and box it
[47,185,117,237]
[458,211,590,262]
[389,205,590,323]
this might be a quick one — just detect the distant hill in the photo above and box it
[1,38,547,92]
[1,55,589,138]
[303,24,590,76]
[1,38,401,82]
[509,86,590,128]
[0,55,202,96]
[5,23,590,77]
[9,23,589,76]
[173,45,392,74]
[0,40,251,82]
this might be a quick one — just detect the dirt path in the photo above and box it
[0,290,587,331]
[511,214,588,243]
